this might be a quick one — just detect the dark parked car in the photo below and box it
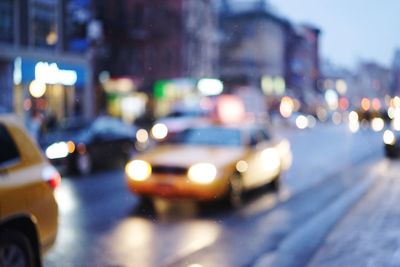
[41,116,137,175]
[383,129,400,158]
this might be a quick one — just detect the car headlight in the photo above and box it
[45,142,69,159]
[151,123,168,140]
[383,130,396,145]
[261,148,281,172]
[126,160,152,181]
[188,163,217,184]
[236,160,248,173]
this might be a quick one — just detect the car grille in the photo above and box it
[152,165,187,175]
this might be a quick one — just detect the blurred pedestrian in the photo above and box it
[28,111,44,141]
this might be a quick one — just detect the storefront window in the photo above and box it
[16,58,87,122]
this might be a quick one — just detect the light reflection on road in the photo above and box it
[237,186,290,218]
[54,178,79,214]
[101,216,221,267]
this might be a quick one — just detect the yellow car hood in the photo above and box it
[138,145,248,168]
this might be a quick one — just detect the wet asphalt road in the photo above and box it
[45,123,384,267]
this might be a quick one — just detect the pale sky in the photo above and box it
[268,0,400,69]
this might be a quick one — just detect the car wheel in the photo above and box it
[0,229,35,267]
[76,153,92,175]
[227,173,243,208]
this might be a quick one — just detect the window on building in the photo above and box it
[0,0,14,43]
[133,4,144,28]
[65,0,90,53]
[31,0,58,49]
[0,123,20,168]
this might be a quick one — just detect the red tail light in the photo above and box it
[47,172,61,189]
[42,166,62,189]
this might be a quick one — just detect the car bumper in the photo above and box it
[126,174,230,201]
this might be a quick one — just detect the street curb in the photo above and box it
[252,171,376,267]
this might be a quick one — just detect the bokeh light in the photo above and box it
[136,129,149,143]
[280,96,294,118]
[296,115,308,129]
[151,123,168,140]
[371,117,384,132]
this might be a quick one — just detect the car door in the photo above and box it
[88,127,117,165]
[0,120,58,251]
[109,124,136,159]
[0,122,26,215]
[89,118,135,164]
[102,119,136,159]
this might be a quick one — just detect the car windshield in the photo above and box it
[167,127,243,147]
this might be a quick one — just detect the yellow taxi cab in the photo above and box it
[125,123,292,207]
[0,114,60,267]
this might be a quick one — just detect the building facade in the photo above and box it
[219,7,289,90]
[287,24,320,109]
[93,0,219,118]
[355,62,391,103]
[392,49,400,96]
[218,1,321,114]
[0,0,94,122]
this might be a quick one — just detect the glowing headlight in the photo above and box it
[151,123,168,140]
[126,160,152,181]
[236,160,248,173]
[45,142,69,159]
[383,130,396,145]
[261,148,281,171]
[136,129,149,143]
[188,163,217,184]
[371,117,384,132]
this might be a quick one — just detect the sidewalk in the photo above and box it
[308,159,400,267]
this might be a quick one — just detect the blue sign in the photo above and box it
[20,59,86,87]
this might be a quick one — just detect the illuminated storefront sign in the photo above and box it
[154,78,196,100]
[18,58,86,87]
[35,62,77,86]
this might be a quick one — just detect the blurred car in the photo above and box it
[383,129,400,158]
[125,124,292,207]
[39,117,89,147]
[0,114,60,267]
[42,116,137,175]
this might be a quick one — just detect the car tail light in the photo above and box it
[42,166,62,189]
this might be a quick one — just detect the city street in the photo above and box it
[1,2,400,267]
[44,123,385,267]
